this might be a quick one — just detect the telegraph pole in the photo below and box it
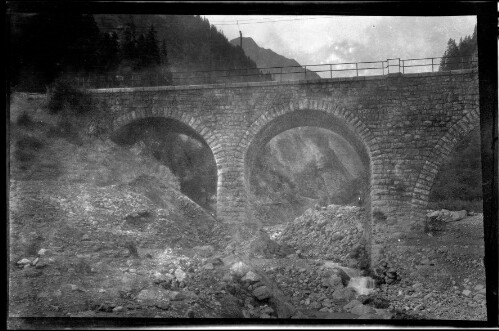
[238,21,242,48]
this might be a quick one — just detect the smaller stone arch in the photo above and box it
[111,107,227,216]
[112,108,222,165]
[409,109,481,227]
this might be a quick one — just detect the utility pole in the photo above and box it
[238,21,242,49]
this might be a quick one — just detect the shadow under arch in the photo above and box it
[410,109,481,226]
[111,116,211,149]
[111,116,218,213]
[242,106,374,262]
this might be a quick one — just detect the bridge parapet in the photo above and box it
[85,68,477,94]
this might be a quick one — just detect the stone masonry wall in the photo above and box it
[88,69,479,265]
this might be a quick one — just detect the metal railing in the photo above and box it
[64,55,477,89]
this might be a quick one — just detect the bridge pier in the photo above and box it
[215,148,259,241]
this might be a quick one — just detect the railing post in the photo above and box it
[402,60,404,74]
[356,63,358,77]
[382,61,384,76]
[304,66,307,80]
[431,58,434,72]
[330,64,332,79]
[280,67,283,82]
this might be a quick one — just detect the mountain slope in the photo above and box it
[230,37,321,81]
[93,15,259,73]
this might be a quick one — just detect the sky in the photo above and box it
[203,15,477,67]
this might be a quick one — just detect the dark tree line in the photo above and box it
[9,13,270,91]
[9,13,170,91]
[120,22,168,70]
[439,25,477,71]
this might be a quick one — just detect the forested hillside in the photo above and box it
[9,14,260,91]
[94,15,258,73]
[439,24,477,71]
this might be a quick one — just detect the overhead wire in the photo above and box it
[206,16,334,25]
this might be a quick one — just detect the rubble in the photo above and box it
[274,205,367,265]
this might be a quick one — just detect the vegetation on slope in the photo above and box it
[428,128,482,212]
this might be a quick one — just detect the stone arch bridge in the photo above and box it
[87,69,479,265]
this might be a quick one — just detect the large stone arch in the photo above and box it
[238,97,377,260]
[409,109,481,228]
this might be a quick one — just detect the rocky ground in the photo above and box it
[8,93,488,328]
[267,206,487,321]
[8,177,487,327]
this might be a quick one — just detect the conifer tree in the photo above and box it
[146,25,161,66]
[440,38,460,71]
[122,22,137,61]
[160,39,168,65]
[439,25,477,71]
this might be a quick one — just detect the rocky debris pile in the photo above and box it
[223,228,296,259]
[378,276,487,320]
[373,260,401,285]
[248,229,296,258]
[231,259,392,320]
[221,258,386,319]
[274,205,367,266]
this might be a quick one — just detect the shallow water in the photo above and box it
[348,276,375,295]
[323,261,375,295]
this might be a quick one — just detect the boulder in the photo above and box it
[174,268,187,282]
[269,297,296,318]
[331,267,351,285]
[449,210,467,222]
[203,263,214,270]
[242,271,261,283]
[153,272,174,284]
[327,274,344,288]
[230,261,251,278]
[167,291,183,301]
[37,248,50,256]
[192,245,215,257]
[427,209,467,222]
[136,287,169,303]
[332,287,356,301]
[350,304,376,315]
[220,294,244,318]
[17,258,31,265]
[252,286,272,300]
[374,308,392,319]
[343,299,362,311]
